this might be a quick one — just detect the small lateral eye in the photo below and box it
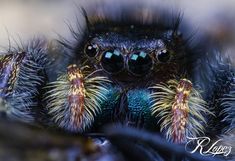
[84,43,99,57]
[156,49,171,63]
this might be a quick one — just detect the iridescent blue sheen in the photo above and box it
[95,86,156,130]
[127,89,156,129]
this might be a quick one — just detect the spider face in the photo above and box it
[82,28,184,86]
[54,6,205,135]
[31,5,206,136]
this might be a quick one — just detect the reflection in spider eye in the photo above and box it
[100,49,124,74]
[85,43,99,57]
[128,51,153,76]
[156,49,171,63]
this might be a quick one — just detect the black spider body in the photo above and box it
[56,8,195,133]
[0,2,235,160]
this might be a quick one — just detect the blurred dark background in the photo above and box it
[0,0,234,59]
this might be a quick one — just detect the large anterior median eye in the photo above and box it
[128,51,153,76]
[100,49,124,74]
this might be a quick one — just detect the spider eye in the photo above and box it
[156,49,171,63]
[85,43,99,57]
[101,49,124,74]
[128,51,153,76]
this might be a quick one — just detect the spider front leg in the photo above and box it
[0,39,49,122]
[45,64,111,132]
[191,50,235,136]
[196,51,235,158]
